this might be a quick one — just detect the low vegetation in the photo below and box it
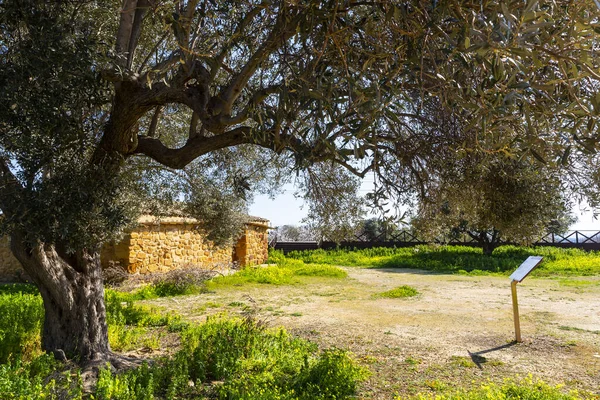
[2,245,598,399]
[282,245,600,277]
[373,285,419,299]
[0,280,365,399]
[207,255,346,288]
[404,375,598,400]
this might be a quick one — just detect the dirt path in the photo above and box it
[147,268,600,399]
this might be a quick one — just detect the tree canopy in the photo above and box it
[1,0,600,364]
[412,151,572,254]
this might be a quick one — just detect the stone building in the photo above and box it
[0,216,270,281]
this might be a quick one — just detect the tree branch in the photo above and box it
[147,106,163,138]
[218,85,281,126]
[134,126,252,169]
[332,159,372,178]
[115,0,138,68]
[207,3,266,80]
[211,12,302,115]
[126,0,151,69]
[188,112,200,140]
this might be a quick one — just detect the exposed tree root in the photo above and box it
[80,352,145,394]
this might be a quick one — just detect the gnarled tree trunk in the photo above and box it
[10,232,110,363]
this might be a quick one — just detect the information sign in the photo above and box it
[509,255,543,342]
[509,256,543,282]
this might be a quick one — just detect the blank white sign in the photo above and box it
[509,256,543,282]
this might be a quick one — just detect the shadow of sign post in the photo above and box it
[509,256,544,342]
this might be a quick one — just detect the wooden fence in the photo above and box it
[273,230,600,253]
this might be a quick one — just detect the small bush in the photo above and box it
[0,283,39,296]
[108,267,215,298]
[0,355,71,399]
[373,285,419,299]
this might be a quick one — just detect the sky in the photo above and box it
[249,181,600,232]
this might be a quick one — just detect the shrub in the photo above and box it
[95,317,368,399]
[102,261,129,286]
[116,268,214,299]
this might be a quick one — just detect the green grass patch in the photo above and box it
[0,290,43,363]
[404,375,597,399]
[207,257,347,288]
[109,281,206,301]
[281,245,600,277]
[373,285,419,299]
[0,284,186,364]
[0,283,40,296]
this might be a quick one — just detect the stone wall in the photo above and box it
[234,220,270,266]
[0,237,24,282]
[102,216,237,274]
[0,216,270,280]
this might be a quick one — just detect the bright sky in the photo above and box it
[249,181,600,232]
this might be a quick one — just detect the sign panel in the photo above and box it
[509,256,543,282]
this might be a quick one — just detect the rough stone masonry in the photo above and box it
[0,216,270,281]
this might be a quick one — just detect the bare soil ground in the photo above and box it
[145,268,600,399]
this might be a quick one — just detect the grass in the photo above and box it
[112,280,207,300]
[0,281,367,399]
[402,375,599,399]
[206,256,347,288]
[281,245,600,277]
[2,245,598,399]
[558,326,600,335]
[373,285,419,299]
[0,284,44,363]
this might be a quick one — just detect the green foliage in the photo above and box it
[405,376,597,400]
[373,285,419,299]
[0,291,43,363]
[0,285,187,363]
[0,355,80,400]
[105,290,183,328]
[413,154,572,251]
[0,285,366,399]
[298,164,366,243]
[122,281,206,300]
[0,316,367,399]
[285,245,600,277]
[208,256,346,288]
[0,283,40,296]
[95,317,367,400]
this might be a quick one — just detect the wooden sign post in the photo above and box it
[509,256,543,343]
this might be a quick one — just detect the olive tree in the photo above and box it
[412,153,573,255]
[1,0,599,366]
